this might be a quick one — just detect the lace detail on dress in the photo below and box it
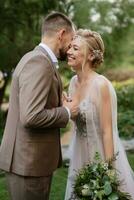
[75,100,87,137]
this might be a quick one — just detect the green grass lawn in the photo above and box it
[0,176,9,200]
[50,167,68,200]
[0,152,134,200]
[0,167,68,200]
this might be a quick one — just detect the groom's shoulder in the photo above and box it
[14,46,52,76]
[21,46,48,62]
[18,46,51,67]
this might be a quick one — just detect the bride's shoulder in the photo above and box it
[95,74,111,87]
[70,75,77,85]
[95,75,112,94]
[71,75,77,81]
[95,74,117,100]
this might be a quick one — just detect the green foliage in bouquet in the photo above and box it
[71,153,131,200]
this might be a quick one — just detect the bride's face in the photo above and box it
[67,37,87,71]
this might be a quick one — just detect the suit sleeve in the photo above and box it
[19,54,69,129]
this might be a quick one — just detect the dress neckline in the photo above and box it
[73,73,101,103]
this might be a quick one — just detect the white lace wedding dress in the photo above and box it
[64,75,134,200]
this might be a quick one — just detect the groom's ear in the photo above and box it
[58,29,66,41]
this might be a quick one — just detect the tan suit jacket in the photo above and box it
[0,46,69,176]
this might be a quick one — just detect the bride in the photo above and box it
[64,29,134,199]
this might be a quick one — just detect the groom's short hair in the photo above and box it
[41,11,74,37]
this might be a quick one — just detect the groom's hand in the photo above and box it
[63,98,79,119]
[62,91,72,102]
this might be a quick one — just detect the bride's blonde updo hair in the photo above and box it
[75,29,105,68]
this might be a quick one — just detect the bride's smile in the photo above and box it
[67,37,86,71]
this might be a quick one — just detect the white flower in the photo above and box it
[81,184,90,196]
[103,163,109,170]
[83,184,89,189]
[100,161,109,170]
[106,169,116,178]
[81,188,90,196]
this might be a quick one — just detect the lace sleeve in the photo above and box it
[68,75,77,98]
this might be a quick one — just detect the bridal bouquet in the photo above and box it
[71,153,131,200]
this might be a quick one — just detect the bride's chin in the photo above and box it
[67,61,73,66]
[67,61,77,71]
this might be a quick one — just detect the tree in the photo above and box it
[72,0,134,68]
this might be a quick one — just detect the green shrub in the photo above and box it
[118,110,134,139]
[113,79,134,112]
[104,68,134,81]
[113,79,134,139]
[60,122,71,136]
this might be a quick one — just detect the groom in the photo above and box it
[0,12,78,200]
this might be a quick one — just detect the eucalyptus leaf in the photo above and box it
[95,190,105,200]
[104,181,112,195]
[108,193,119,200]
[102,175,109,182]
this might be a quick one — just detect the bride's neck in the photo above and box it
[77,65,95,84]
[75,65,96,102]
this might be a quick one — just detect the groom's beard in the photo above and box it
[58,48,67,61]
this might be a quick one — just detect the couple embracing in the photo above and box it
[0,11,134,200]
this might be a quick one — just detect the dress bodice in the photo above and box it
[75,97,101,140]
[75,100,87,137]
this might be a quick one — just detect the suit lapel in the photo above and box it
[35,46,63,105]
